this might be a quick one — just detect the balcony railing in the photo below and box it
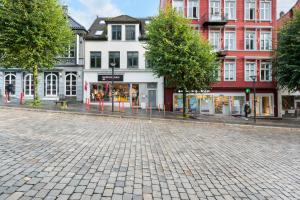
[203,13,228,26]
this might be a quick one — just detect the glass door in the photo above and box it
[148,90,157,108]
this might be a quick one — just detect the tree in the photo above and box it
[145,6,218,116]
[276,10,300,92]
[0,0,73,106]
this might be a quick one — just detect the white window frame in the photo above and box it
[188,0,199,19]
[65,72,77,96]
[45,73,58,97]
[245,0,256,20]
[260,62,272,82]
[209,30,221,51]
[224,62,236,81]
[4,72,16,96]
[260,32,272,50]
[245,62,257,81]
[173,0,185,16]
[224,31,236,50]
[224,0,236,20]
[245,31,256,50]
[260,1,271,21]
[209,0,221,20]
[24,74,34,97]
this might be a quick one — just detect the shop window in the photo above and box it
[65,72,77,96]
[199,95,213,114]
[214,96,231,115]
[109,52,120,68]
[126,25,136,41]
[5,72,16,96]
[45,73,58,96]
[24,74,34,96]
[112,25,122,40]
[90,52,101,68]
[90,83,130,103]
[131,84,139,106]
[282,96,295,110]
[127,52,139,69]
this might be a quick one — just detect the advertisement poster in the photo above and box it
[190,97,198,111]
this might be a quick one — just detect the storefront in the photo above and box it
[84,72,164,109]
[280,91,300,118]
[250,93,275,117]
[173,93,246,115]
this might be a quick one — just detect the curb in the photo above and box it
[0,106,299,130]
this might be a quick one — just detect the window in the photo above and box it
[112,25,122,40]
[214,65,221,81]
[224,62,236,81]
[109,52,120,68]
[260,32,272,50]
[260,63,272,81]
[45,73,58,96]
[260,1,271,21]
[127,52,139,69]
[65,72,77,96]
[173,0,184,16]
[126,25,136,40]
[64,43,75,58]
[24,74,34,96]
[225,0,236,19]
[224,31,236,50]
[209,31,221,51]
[90,52,101,68]
[188,0,199,19]
[245,63,256,81]
[245,0,256,20]
[210,0,221,20]
[245,31,256,50]
[4,72,16,95]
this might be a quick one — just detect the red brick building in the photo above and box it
[278,0,300,28]
[161,0,278,117]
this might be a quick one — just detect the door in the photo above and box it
[296,101,300,109]
[148,90,157,108]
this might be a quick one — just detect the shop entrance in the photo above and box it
[148,90,157,108]
[296,100,300,109]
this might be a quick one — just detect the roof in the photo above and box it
[85,15,151,41]
[68,15,87,31]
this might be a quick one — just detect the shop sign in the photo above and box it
[98,75,123,82]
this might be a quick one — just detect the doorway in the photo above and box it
[148,90,157,108]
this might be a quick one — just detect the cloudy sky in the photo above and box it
[62,0,298,28]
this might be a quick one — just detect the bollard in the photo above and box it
[158,104,161,112]
[98,99,101,111]
[101,99,104,112]
[19,92,24,105]
[122,101,125,112]
[118,101,121,112]
[163,104,166,117]
[149,105,152,120]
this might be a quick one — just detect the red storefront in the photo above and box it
[160,0,278,117]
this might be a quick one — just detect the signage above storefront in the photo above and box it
[98,75,124,82]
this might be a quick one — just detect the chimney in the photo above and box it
[63,5,68,15]
[280,11,285,18]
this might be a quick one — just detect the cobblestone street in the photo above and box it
[0,109,299,200]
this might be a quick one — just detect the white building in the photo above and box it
[84,15,164,109]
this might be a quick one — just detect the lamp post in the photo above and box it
[250,75,257,123]
[110,62,116,112]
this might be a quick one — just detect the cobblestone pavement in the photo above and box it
[0,109,299,200]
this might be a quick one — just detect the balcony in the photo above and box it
[203,13,228,27]
[56,58,84,66]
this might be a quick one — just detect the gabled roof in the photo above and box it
[85,15,151,41]
[105,15,140,24]
[68,15,87,31]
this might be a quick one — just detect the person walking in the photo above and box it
[6,83,13,102]
[244,102,250,118]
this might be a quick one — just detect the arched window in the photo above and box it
[45,73,58,96]
[4,72,16,95]
[24,74,34,96]
[65,72,77,96]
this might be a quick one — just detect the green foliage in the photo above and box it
[145,6,218,92]
[0,0,74,104]
[276,10,300,92]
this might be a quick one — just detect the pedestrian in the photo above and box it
[7,83,13,102]
[244,102,250,118]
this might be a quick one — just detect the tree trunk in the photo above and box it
[182,88,187,117]
[33,65,40,106]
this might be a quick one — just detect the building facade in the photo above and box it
[160,0,278,117]
[0,13,86,102]
[277,0,300,118]
[84,15,164,109]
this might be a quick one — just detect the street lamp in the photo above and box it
[110,61,116,112]
[250,75,257,123]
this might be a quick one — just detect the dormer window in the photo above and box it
[112,25,122,40]
[99,20,105,24]
[125,25,136,41]
[95,30,103,36]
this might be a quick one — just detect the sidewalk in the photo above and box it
[1,97,300,128]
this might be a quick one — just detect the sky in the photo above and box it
[61,0,298,29]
